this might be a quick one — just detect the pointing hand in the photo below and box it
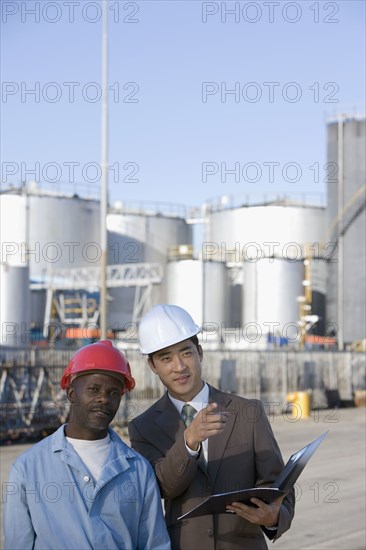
[185,402,228,451]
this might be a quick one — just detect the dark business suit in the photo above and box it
[129,385,295,550]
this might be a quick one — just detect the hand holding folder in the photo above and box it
[178,431,328,520]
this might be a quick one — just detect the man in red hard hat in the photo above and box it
[4,340,170,550]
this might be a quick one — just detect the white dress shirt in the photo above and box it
[169,382,209,462]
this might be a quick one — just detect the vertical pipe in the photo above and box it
[337,116,344,351]
[25,188,30,345]
[100,0,108,339]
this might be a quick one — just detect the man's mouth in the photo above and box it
[90,408,111,418]
[174,375,190,384]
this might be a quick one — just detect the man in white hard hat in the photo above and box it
[4,340,170,550]
[129,304,295,550]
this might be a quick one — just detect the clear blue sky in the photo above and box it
[1,0,365,209]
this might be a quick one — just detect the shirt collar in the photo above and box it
[66,433,111,447]
[51,425,135,458]
[168,382,209,415]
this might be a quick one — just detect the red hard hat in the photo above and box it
[61,340,135,396]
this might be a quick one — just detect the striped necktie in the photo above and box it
[181,403,197,427]
[182,403,207,471]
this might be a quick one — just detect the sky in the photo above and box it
[1,0,365,211]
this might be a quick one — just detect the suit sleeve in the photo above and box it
[252,401,295,541]
[129,419,201,499]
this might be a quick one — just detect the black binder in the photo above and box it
[178,431,328,520]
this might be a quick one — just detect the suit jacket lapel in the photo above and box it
[152,387,237,483]
[154,392,186,444]
[207,386,237,485]
[155,394,210,477]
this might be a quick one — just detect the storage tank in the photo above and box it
[0,264,31,346]
[0,189,100,278]
[0,193,28,266]
[28,193,100,278]
[167,260,203,326]
[1,189,193,331]
[1,188,101,336]
[203,261,228,326]
[243,258,304,341]
[1,192,34,341]
[107,210,192,266]
[166,260,228,328]
[206,203,326,261]
[327,117,366,345]
[203,201,327,333]
[107,209,193,326]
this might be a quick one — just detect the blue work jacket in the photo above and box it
[3,425,170,550]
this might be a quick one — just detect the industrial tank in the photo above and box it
[1,192,38,339]
[206,203,326,261]
[0,193,28,266]
[242,258,304,341]
[204,202,326,332]
[1,189,101,337]
[327,117,366,345]
[0,189,193,332]
[105,208,193,326]
[166,260,203,326]
[28,193,100,278]
[0,264,31,346]
[203,261,228,326]
[166,259,228,328]
[0,189,100,278]
[107,210,192,266]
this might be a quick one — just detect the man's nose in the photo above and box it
[172,355,185,371]
[97,390,110,403]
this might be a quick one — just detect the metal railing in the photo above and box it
[1,346,365,440]
[204,192,326,213]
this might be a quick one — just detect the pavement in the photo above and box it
[1,406,365,550]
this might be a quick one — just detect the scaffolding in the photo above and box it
[30,263,163,336]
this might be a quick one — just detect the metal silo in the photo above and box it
[166,259,228,328]
[167,259,203,326]
[0,192,28,266]
[1,192,31,344]
[28,192,100,278]
[1,188,101,337]
[243,258,304,342]
[203,261,228,326]
[206,203,326,259]
[203,200,327,334]
[106,213,144,329]
[0,264,31,346]
[106,206,193,326]
[1,188,102,278]
[326,116,366,346]
[107,207,192,267]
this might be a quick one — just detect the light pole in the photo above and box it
[100,0,108,339]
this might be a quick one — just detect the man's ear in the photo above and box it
[197,345,203,361]
[66,385,75,403]
[148,357,157,374]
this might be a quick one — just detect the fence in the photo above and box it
[1,346,365,440]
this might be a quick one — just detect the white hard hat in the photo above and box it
[139,304,200,355]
